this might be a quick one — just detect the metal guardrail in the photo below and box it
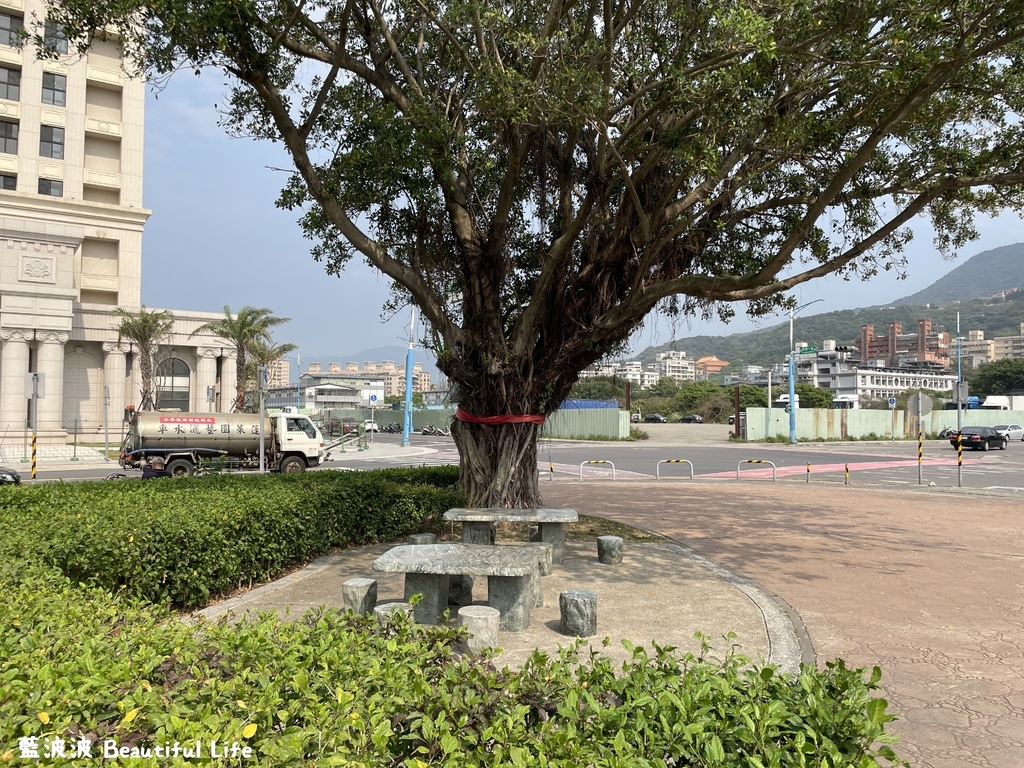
[656,459,694,480]
[579,460,616,480]
[736,459,777,482]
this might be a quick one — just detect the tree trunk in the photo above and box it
[452,419,541,508]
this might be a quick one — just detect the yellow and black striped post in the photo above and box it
[917,430,923,485]
[957,432,963,487]
[31,432,37,480]
[549,460,554,481]
[806,462,811,484]
[844,463,850,486]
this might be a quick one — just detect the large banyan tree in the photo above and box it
[48,0,1024,505]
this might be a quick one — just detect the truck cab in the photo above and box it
[277,414,326,472]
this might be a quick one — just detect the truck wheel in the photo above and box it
[165,459,194,477]
[279,456,306,474]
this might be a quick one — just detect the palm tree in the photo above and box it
[114,306,174,411]
[249,339,299,389]
[191,306,291,411]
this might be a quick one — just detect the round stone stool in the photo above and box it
[342,577,377,615]
[457,605,500,654]
[559,589,597,637]
[596,535,624,564]
[373,602,414,624]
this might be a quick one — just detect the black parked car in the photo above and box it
[644,413,667,423]
[951,426,1008,451]
[0,466,21,485]
[679,414,704,423]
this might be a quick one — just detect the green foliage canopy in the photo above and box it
[191,305,292,411]
[113,306,173,411]
[971,358,1024,397]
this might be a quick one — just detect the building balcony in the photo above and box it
[85,116,122,138]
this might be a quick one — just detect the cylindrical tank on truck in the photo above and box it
[120,411,325,476]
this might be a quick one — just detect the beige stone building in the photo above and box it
[0,5,234,444]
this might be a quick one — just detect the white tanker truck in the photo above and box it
[119,411,327,477]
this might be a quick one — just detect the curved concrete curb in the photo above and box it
[660,541,814,675]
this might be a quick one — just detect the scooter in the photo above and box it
[938,426,955,439]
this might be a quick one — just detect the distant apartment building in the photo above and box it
[956,329,993,368]
[265,359,290,389]
[990,323,1024,362]
[303,359,431,397]
[579,349,697,388]
[652,350,696,382]
[858,321,950,369]
[793,340,956,401]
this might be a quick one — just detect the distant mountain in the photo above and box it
[629,242,1024,368]
[891,242,1024,306]
[305,344,441,381]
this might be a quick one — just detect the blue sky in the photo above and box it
[141,74,1024,366]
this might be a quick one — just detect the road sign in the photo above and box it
[798,346,817,354]
[888,397,897,408]
[370,394,377,402]
[908,394,933,417]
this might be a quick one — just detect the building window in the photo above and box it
[38,178,62,196]
[0,174,15,190]
[41,72,65,106]
[0,66,19,101]
[40,125,63,159]
[0,120,16,154]
[0,13,22,48]
[156,358,191,412]
[43,21,67,55]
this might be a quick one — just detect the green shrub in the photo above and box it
[0,466,906,766]
[0,568,906,767]
[0,469,465,608]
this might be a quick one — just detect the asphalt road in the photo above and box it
[331,431,1024,491]
[15,424,1024,490]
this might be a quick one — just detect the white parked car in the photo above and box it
[993,424,1024,441]
[364,419,380,432]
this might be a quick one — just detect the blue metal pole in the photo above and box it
[956,311,962,434]
[401,308,416,446]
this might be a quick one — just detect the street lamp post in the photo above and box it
[789,299,824,444]
[955,312,983,433]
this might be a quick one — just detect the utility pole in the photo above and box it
[402,307,416,447]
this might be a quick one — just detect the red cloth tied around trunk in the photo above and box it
[455,407,546,424]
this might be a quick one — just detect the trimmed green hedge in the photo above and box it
[0,468,465,608]
[0,465,907,766]
[1,565,905,767]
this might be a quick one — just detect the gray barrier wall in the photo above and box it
[319,406,629,439]
[744,407,1024,441]
[540,408,629,440]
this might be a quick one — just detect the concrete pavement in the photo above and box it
[541,481,1024,768]
[197,534,805,674]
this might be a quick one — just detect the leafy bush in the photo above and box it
[0,469,464,608]
[0,566,906,767]
[629,426,649,440]
[0,465,906,766]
